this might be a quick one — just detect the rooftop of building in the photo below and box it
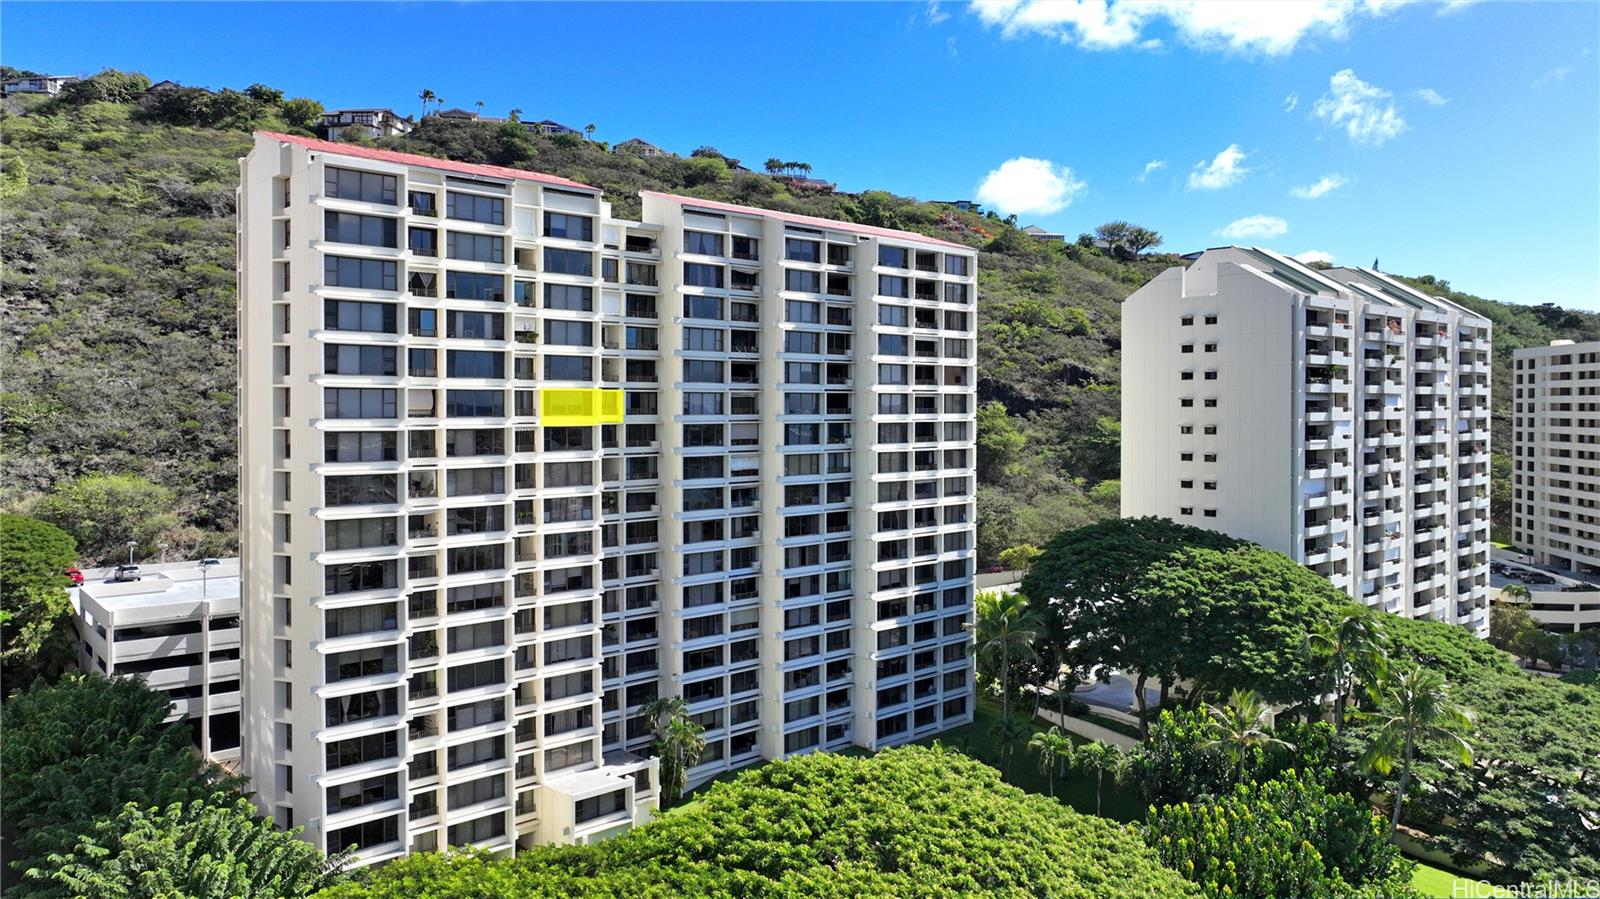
[76,558,240,617]
[641,190,972,251]
[1189,247,1490,324]
[255,131,598,192]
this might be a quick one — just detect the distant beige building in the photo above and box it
[1123,247,1493,634]
[1513,340,1600,575]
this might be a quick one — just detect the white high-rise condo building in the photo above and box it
[237,132,977,866]
[1122,247,1493,634]
[1512,340,1600,575]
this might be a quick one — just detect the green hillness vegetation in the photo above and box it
[4,68,1599,567]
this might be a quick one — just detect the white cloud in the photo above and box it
[1534,65,1571,87]
[1295,250,1334,265]
[1187,144,1249,191]
[1412,87,1449,106]
[1438,0,1480,15]
[1313,68,1407,146]
[1290,173,1349,199]
[970,0,1410,56]
[925,1,950,25]
[1137,159,1166,182]
[1284,92,1299,112]
[975,157,1086,215]
[1217,215,1289,239]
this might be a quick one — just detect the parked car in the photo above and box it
[111,564,142,583]
[65,568,83,586]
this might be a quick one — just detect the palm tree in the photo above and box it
[989,715,1032,776]
[1307,606,1389,732]
[1358,662,1475,836]
[1499,583,1531,603]
[584,123,597,141]
[418,88,437,117]
[474,100,484,119]
[1074,740,1123,816]
[797,162,813,177]
[640,696,704,804]
[1200,688,1295,783]
[1027,726,1075,798]
[967,591,1041,724]
[508,108,522,122]
[764,157,784,175]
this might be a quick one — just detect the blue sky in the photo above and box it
[5,1,1596,308]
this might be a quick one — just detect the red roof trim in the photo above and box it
[640,191,972,251]
[256,131,598,192]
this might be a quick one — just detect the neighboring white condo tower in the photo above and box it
[236,132,977,866]
[1513,340,1600,575]
[1121,247,1493,635]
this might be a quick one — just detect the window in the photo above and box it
[685,295,722,320]
[545,320,592,347]
[446,350,504,379]
[446,466,505,496]
[446,735,505,769]
[1181,315,1194,326]
[324,345,397,376]
[685,231,723,255]
[545,248,593,275]
[323,388,397,419]
[786,300,820,323]
[325,474,398,505]
[447,659,504,692]
[544,355,593,381]
[785,270,821,293]
[545,283,593,311]
[446,232,505,263]
[325,211,397,248]
[410,348,437,378]
[324,256,397,291]
[878,246,909,268]
[446,192,504,224]
[324,299,397,333]
[684,327,723,352]
[684,263,724,288]
[326,645,397,681]
[325,432,397,463]
[325,518,397,552]
[944,255,969,276]
[327,730,400,770]
[545,212,594,241]
[1181,343,1195,353]
[445,390,503,417]
[1204,343,1218,353]
[878,305,908,327]
[409,190,437,216]
[326,689,398,726]
[324,167,396,205]
[325,560,397,594]
[785,238,820,262]
[445,272,505,302]
[447,311,504,340]
[877,275,909,298]
[447,775,505,810]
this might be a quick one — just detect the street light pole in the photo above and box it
[126,541,138,566]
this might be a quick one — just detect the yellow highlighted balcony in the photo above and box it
[540,388,624,426]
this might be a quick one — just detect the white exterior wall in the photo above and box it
[1124,247,1492,634]
[1513,340,1600,574]
[240,134,974,866]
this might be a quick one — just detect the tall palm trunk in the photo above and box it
[1389,735,1415,836]
[1134,673,1149,736]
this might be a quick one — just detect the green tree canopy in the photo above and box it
[38,796,345,898]
[1131,545,1342,706]
[1349,614,1600,880]
[31,472,178,565]
[975,400,1027,482]
[0,514,77,691]
[317,746,1198,898]
[1,674,238,895]
[1145,770,1417,899]
[1020,517,1246,730]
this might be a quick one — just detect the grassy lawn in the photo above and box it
[912,698,1145,822]
[1410,860,1505,897]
